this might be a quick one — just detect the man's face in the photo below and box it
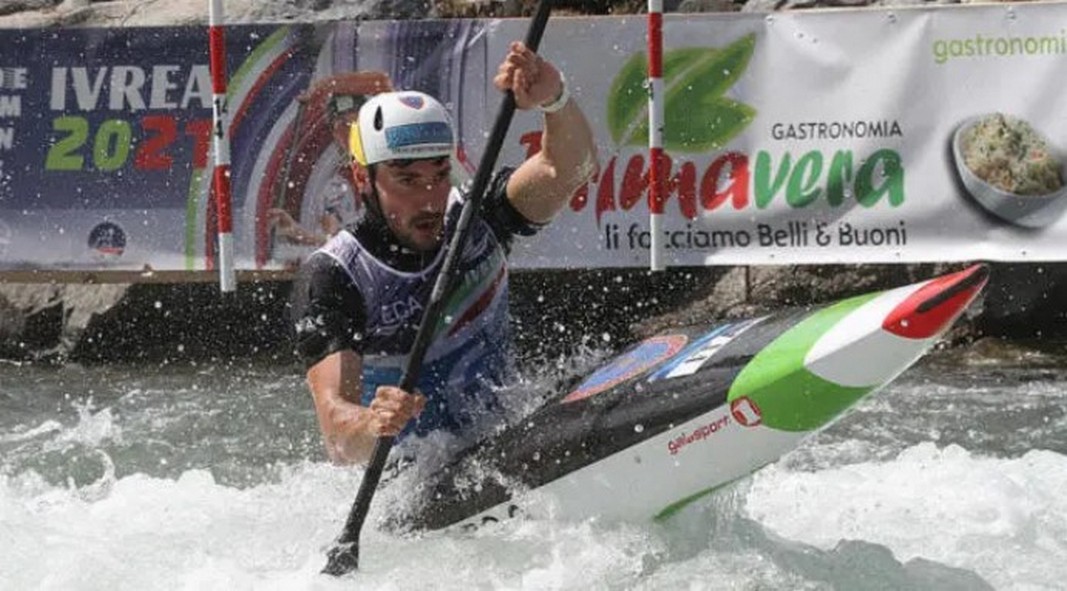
[365,157,452,252]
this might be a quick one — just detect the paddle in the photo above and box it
[321,0,555,576]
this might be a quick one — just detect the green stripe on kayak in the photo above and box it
[654,455,782,520]
[727,292,879,432]
[655,481,734,521]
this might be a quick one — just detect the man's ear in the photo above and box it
[351,164,371,193]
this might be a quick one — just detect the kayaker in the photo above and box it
[291,41,598,465]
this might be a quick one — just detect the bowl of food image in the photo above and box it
[951,113,1067,228]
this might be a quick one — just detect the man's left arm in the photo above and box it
[495,42,598,225]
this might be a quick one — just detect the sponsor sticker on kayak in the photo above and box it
[667,413,731,455]
[648,317,765,381]
[563,334,688,403]
[730,396,763,427]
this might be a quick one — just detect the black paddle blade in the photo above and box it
[322,542,359,576]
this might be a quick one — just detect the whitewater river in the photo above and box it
[2,343,1065,590]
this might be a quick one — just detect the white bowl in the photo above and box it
[951,115,1067,229]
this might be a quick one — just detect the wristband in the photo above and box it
[538,73,570,114]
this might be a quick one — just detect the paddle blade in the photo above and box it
[322,542,359,576]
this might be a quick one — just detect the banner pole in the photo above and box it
[208,0,236,293]
[648,0,666,272]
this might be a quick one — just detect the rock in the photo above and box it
[1,260,1061,364]
[979,263,1067,339]
[0,0,434,27]
[741,0,956,10]
[0,0,56,17]
[0,283,128,360]
[677,0,740,12]
[68,280,293,363]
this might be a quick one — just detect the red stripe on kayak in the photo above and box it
[883,264,989,339]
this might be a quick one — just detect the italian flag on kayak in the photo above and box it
[729,265,988,432]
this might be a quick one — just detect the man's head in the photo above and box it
[349,91,455,252]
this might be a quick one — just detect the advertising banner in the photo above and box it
[492,7,1067,268]
[0,5,1065,272]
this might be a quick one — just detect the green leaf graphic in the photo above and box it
[629,97,755,153]
[606,52,649,146]
[607,34,757,153]
[668,34,754,105]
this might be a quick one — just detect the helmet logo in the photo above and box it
[385,122,453,152]
[398,95,425,109]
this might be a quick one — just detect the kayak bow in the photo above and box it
[397,264,989,531]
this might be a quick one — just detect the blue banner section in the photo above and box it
[1,26,296,210]
[0,24,320,269]
[0,20,479,271]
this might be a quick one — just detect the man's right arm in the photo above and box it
[306,351,427,465]
[306,349,378,464]
[294,253,377,464]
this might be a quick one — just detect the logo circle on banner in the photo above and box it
[562,335,688,404]
[730,396,763,427]
[87,221,126,262]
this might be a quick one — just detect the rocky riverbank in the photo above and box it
[2,262,1065,364]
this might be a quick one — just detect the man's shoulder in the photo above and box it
[299,233,361,283]
[313,229,365,268]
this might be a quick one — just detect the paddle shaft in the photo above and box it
[322,0,555,575]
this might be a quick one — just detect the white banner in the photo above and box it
[467,6,1067,268]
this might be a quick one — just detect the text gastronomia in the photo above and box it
[771,120,903,142]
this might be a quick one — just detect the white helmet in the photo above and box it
[349,91,455,166]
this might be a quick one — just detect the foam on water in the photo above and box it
[1,357,1065,589]
[4,438,1063,589]
[747,443,1067,590]
[0,419,62,444]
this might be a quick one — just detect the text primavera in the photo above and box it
[771,120,903,142]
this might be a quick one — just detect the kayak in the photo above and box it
[392,263,989,532]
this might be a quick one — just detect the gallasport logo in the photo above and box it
[667,414,730,456]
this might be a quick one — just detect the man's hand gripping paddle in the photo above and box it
[321,0,555,576]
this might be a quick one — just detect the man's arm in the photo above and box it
[495,42,598,225]
[267,208,329,247]
[306,349,375,464]
[306,350,427,465]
